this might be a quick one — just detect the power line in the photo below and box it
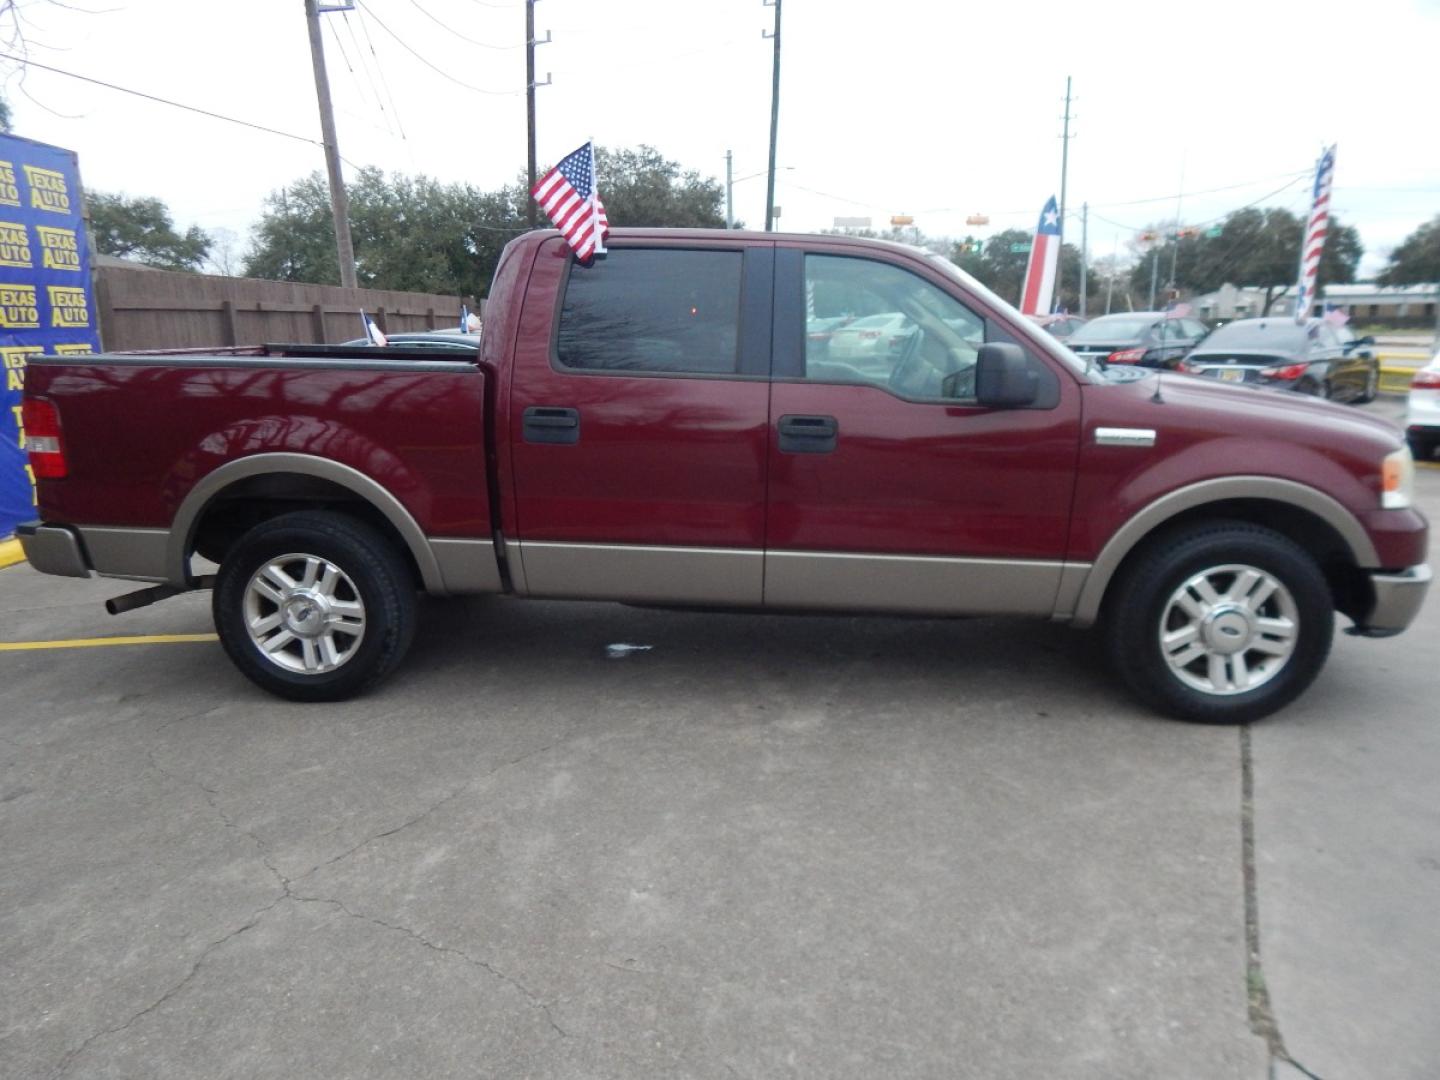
[403,0,523,48]
[356,0,524,95]
[349,8,406,140]
[0,50,325,147]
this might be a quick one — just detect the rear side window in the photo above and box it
[556,249,742,374]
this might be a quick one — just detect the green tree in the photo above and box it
[1131,208,1362,314]
[88,192,212,271]
[243,169,527,298]
[0,95,10,134]
[593,145,725,228]
[947,230,1097,312]
[1377,215,1440,285]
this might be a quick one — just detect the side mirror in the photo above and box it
[975,342,1039,408]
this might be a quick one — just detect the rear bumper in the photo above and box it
[16,521,91,578]
[1352,563,1432,637]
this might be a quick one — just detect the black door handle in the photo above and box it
[778,414,838,454]
[523,406,580,445]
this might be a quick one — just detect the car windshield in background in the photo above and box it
[1068,317,1154,342]
[1200,321,1309,352]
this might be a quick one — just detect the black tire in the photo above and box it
[1295,378,1323,397]
[1355,364,1379,405]
[1407,433,1435,463]
[1102,521,1333,723]
[213,511,417,701]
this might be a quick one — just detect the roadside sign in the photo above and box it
[965,214,990,226]
[833,216,871,229]
[1010,242,1032,254]
[1205,226,1223,239]
[890,215,914,226]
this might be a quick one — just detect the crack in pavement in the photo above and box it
[293,731,578,884]
[289,892,573,1039]
[1241,724,1326,1080]
[47,895,286,1080]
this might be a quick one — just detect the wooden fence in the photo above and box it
[93,266,478,352]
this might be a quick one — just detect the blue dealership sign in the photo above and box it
[0,134,101,538]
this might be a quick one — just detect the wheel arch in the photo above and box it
[1070,476,1378,628]
[168,453,445,593]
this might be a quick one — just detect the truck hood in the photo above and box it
[1093,368,1403,452]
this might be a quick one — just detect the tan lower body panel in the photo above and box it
[765,550,1068,616]
[515,542,764,606]
[427,538,504,594]
[514,541,1080,617]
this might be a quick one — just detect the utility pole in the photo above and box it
[1105,232,1118,315]
[304,0,357,289]
[1057,75,1073,309]
[1149,248,1160,311]
[526,0,538,227]
[1079,201,1088,317]
[725,150,734,230]
[763,0,781,232]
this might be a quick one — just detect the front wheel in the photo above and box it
[213,511,417,701]
[1103,522,1334,723]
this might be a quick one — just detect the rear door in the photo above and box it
[763,246,1082,615]
[508,238,774,605]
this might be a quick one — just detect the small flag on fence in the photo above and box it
[532,141,610,261]
[361,310,387,347]
[1294,145,1336,325]
[1018,195,1060,317]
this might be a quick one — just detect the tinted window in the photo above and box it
[804,254,985,398]
[557,249,742,374]
[1182,319,1209,339]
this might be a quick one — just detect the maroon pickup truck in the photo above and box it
[16,230,1431,721]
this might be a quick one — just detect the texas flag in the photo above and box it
[1019,196,1061,316]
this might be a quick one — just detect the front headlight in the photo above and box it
[1382,446,1415,509]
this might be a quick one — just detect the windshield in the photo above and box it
[1199,320,1309,351]
[1068,317,1155,343]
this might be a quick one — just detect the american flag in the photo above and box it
[1019,195,1060,316]
[532,141,610,261]
[1293,145,1336,324]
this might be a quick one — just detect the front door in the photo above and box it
[764,247,1082,615]
[509,240,774,605]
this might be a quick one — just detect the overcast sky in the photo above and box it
[3,0,1437,275]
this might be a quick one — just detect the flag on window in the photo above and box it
[360,310,387,346]
[460,304,469,333]
[1018,195,1060,316]
[532,141,610,261]
[1294,145,1336,325]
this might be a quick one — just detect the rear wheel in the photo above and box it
[1355,364,1379,404]
[213,511,416,701]
[1103,522,1333,723]
[1407,433,1435,462]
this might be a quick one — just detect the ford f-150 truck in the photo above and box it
[16,230,1431,721]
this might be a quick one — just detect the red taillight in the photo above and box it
[1411,369,1440,389]
[1107,347,1146,364]
[1265,363,1307,381]
[22,398,67,479]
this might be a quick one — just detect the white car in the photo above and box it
[1405,349,1440,462]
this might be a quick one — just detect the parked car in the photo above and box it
[825,312,915,371]
[1178,318,1379,403]
[16,229,1429,723]
[1405,348,1440,461]
[339,329,480,354]
[1066,312,1210,369]
[1027,313,1088,340]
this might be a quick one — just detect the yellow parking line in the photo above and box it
[0,538,24,569]
[1418,461,1440,471]
[0,633,218,652]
